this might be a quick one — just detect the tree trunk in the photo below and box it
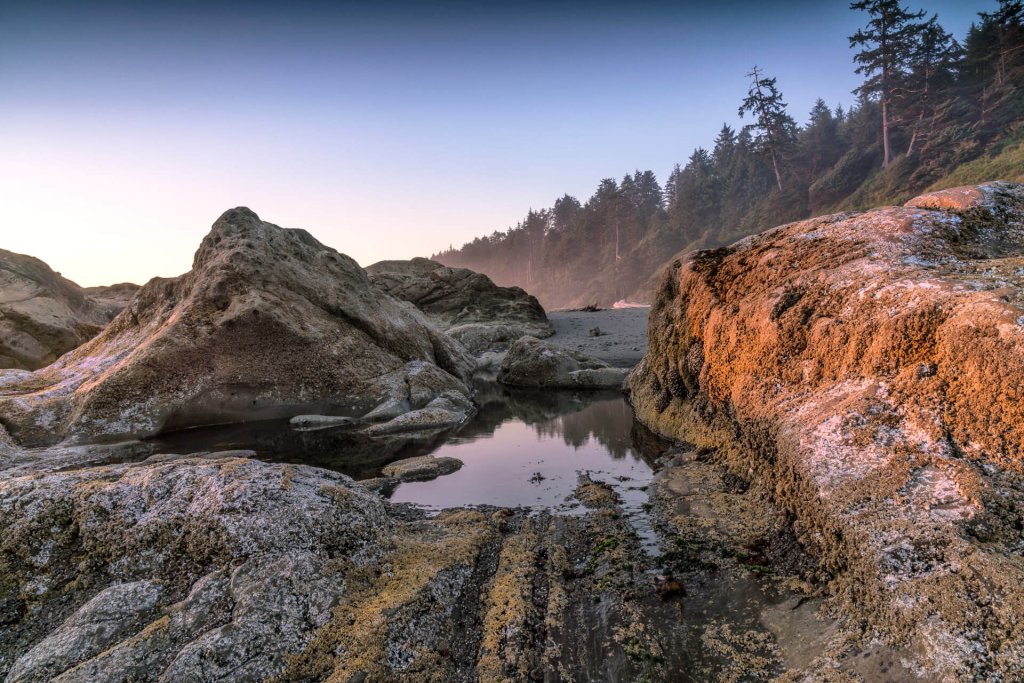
[882,97,892,168]
[770,151,783,192]
[906,110,923,155]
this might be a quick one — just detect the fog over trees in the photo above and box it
[434,1,1024,309]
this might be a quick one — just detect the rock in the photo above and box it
[628,182,1024,679]
[289,414,355,430]
[498,336,630,389]
[587,326,605,337]
[358,476,401,496]
[0,249,130,370]
[381,455,463,482]
[574,474,619,508]
[0,456,393,682]
[82,282,141,317]
[364,389,474,435]
[367,257,554,353]
[0,208,475,447]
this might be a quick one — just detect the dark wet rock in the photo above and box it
[0,208,474,448]
[629,182,1024,679]
[381,455,463,482]
[366,257,553,353]
[0,456,393,682]
[0,249,130,370]
[498,336,630,389]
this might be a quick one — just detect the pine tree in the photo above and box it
[738,66,795,191]
[849,0,927,168]
[902,15,960,155]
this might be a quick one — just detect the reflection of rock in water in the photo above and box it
[142,386,671,479]
[146,420,451,480]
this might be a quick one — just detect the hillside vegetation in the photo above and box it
[434,1,1024,309]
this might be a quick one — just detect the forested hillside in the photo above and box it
[433,1,1024,309]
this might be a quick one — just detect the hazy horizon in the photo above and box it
[1,0,990,287]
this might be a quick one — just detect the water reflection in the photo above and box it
[390,389,670,513]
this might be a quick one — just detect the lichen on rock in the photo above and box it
[0,456,393,682]
[628,182,1024,680]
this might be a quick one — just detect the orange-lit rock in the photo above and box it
[629,182,1024,679]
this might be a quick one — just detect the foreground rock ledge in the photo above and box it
[628,182,1024,680]
[0,456,393,682]
[0,208,474,446]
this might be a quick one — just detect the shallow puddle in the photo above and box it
[389,395,655,510]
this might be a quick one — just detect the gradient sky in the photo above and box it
[0,0,992,286]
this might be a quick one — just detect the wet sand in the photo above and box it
[546,307,649,367]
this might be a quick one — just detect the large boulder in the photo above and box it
[82,282,141,318]
[0,208,474,446]
[366,257,553,353]
[0,250,130,370]
[498,335,629,389]
[628,182,1024,679]
[0,455,393,682]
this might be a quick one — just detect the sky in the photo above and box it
[0,0,993,286]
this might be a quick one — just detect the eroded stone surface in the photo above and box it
[628,182,1024,680]
[0,456,392,682]
[0,209,474,447]
[0,250,133,370]
[498,335,630,389]
[367,257,553,353]
[381,455,464,482]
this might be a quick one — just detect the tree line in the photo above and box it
[434,1,1024,309]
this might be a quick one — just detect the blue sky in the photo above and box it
[0,0,993,285]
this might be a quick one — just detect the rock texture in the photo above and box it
[82,282,141,318]
[498,336,630,389]
[628,182,1024,680]
[0,208,474,447]
[367,257,553,353]
[381,455,463,482]
[0,455,393,682]
[0,250,131,370]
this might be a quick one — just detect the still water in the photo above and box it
[390,391,660,511]
[149,386,669,520]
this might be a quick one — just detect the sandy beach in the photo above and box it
[546,307,649,368]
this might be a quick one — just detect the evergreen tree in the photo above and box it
[738,66,795,191]
[799,100,843,180]
[849,0,927,168]
[902,15,960,155]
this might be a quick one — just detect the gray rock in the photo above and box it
[289,414,355,430]
[498,336,630,389]
[381,455,463,482]
[358,476,401,496]
[0,456,392,682]
[364,392,474,435]
[0,208,475,447]
[366,257,553,353]
[0,249,132,370]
